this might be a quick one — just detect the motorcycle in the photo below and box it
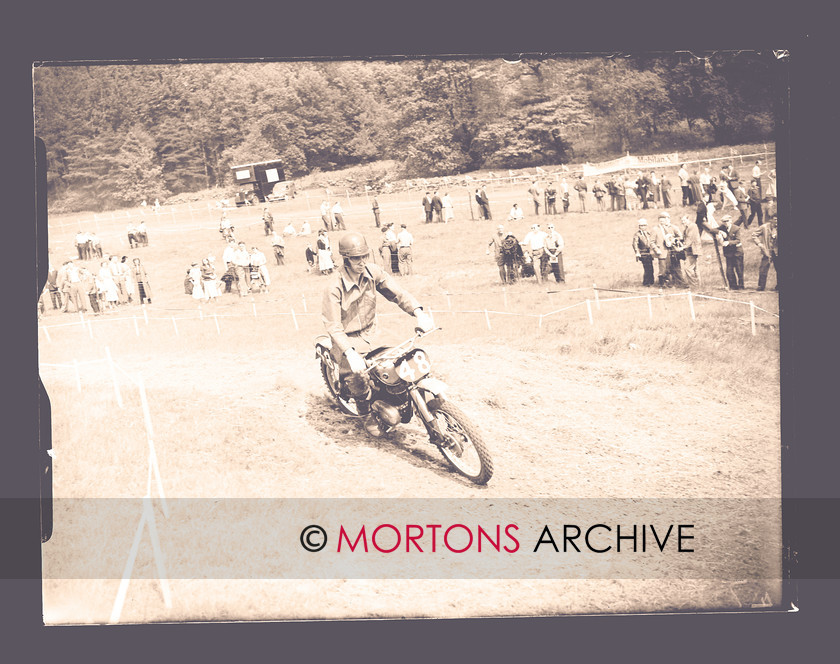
[315,329,494,485]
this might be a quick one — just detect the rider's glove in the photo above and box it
[344,348,367,374]
[414,308,435,334]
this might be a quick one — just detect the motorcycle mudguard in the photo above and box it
[416,377,448,400]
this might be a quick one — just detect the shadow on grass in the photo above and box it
[302,391,488,488]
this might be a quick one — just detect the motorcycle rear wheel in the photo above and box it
[319,353,359,416]
[429,401,493,485]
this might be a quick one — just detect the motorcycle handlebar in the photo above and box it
[361,327,441,374]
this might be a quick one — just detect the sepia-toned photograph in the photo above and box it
[34,53,785,624]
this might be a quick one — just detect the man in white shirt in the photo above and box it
[232,241,252,296]
[332,202,346,230]
[752,160,762,199]
[299,220,312,236]
[250,246,269,292]
[522,223,548,283]
[396,224,414,276]
[320,200,332,230]
[507,203,524,221]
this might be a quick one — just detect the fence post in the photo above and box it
[484,309,492,331]
[750,301,756,336]
[647,293,653,319]
[446,293,452,311]
[198,305,203,320]
[87,319,94,339]
[73,359,81,393]
[291,308,299,331]
[688,291,696,321]
[586,299,594,325]
[593,284,600,310]
[42,326,51,343]
[214,313,221,335]
[538,313,543,330]
[133,315,140,336]
[170,317,179,336]
[301,293,307,313]
[105,346,123,409]
[143,304,149,325]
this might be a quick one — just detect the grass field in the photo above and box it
[39,153,781,624]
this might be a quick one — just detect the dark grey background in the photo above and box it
[4,4,836,662]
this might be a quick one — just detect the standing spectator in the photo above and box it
[507,203,524,221]
[431,191,443,223]
[262,207,274,236]
[486,224,508,283]
[752,160,763,199]
[543,223,565,283]
[606,177,618,211]
[474,189,485,220]
[678,164,692,206]
[522,223,548,283]
[625,176,639,211]
[632,219,656,287]
[74,231,86,260]
[478,186,492,220]
[250,246,271,291]
[201,258,219,302]
[386,224,400,274]
[719,164,731,194]
[708,176,719,203]
[699,167,712,197]
[752,213,778,291]
[726,164,740,192]
[635,172,650,210]
[120,256,135,303]
[719,175,738,211]
[109,255,128,303]
[137,220,148,246]
[188,263,205,301]
[97,261,119,312]
[422,192,434,223]
[89,233,103,258]
[154,198,161,214]
[660,173,673,209]
[219,211,234,240]
[127,224,139,249]
[371,194,381,228]
[46,262,62,310]
[305,244,317,272]
[397,224,414,276]
[140,199,147,215]
[680,214,702,289]
[528,181,542,215]
[316,231,335,276]
[271,232,285,265]
[720,215,744,289]
[653,213,685,287]
[746,180,764,228]
[65,260,87,312]
[733,183,750,227]
[331,201,346,230]
[232,242,251,296]
[592,180,606,211]
[442,192,454,223]
[650,171,661,208]
[688,170,703,207]
[379,227,394,274]
[131,258,152,304]
[574,176,588,212]
[561,189,571,213]
[765,169,777,204]
[80,266,100,314]
[320,200,332,230]
[545,182,558,215]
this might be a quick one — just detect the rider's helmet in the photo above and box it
[338,232,370,258]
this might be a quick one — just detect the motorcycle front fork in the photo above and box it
[408,386,444,442]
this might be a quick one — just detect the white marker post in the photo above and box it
[133,316,140,337]
[647,293,653,319]
[252,302,257,318]
[42,326,51,343]
[214,313,221,335]
[593,284,600,310]
[188,203,195,224]
[105,347,123,409]
[301,293,307,313]
[688,291,696,321]
[484,309,492,331]
[171,317,179,336]
[290,308,299,331]
[446,293,452,312]
[142,304,149,325]
[87,319,94,339]
[750,301,756,336]
[198,305,203,320]
[586,299,594,325]
[538,314,543,330]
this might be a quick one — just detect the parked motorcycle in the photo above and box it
[315,329,494,485]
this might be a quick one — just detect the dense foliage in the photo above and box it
[34,54,781,211]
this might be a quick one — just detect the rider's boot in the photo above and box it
[355,392,384,437]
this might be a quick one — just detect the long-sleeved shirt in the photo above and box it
[322,263,421,356]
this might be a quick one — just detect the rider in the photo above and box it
[322,231,435,437]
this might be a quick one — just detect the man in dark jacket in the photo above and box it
[431,191,443,223]
[720,215,745,289]
[746,180,764,228]
[422,192,433,223]
[752,213,778,291]
[632,219,656,286]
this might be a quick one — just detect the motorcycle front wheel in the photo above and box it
[428,401,493,485]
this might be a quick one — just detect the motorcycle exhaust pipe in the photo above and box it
[371,400,401,427]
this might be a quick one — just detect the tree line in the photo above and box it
[34,54,781,212]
